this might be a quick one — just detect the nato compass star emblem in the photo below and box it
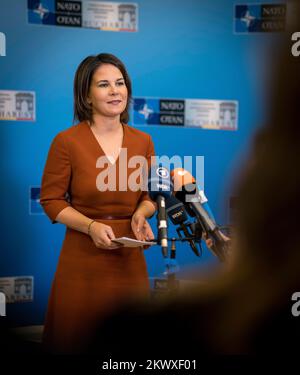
[241,10,256,28]
[138,103,154,120]
[33,2,49,20]
[235,5,267,33]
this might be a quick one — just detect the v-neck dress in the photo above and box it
[40,121,156,353]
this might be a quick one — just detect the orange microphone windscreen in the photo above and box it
[171,168,196,192]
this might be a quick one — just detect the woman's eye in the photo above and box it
[97,81,124,88]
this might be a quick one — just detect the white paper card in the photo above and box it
[112,237,156,247]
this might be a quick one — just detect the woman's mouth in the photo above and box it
[107,100,122,105]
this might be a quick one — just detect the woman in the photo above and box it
[40,53,156,353]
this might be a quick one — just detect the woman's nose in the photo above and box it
[109,84,118,95]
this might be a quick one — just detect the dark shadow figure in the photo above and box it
[90,2,300,357]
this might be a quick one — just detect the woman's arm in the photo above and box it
[55,206,120,249]
[40,133,119,249]
[55,206,94,234]
[133,200,156,219]
[131,201,156,242]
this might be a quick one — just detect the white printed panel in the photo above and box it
[0,31,6,56]
[0,276,34,303]
[82,1,138,31]
[0,90,36,121]
[0,292,6,316]
[185,99,238,130]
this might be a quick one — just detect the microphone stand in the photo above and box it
[161,236,201,290]
[154,232,226,297]
[162,238,179,294]
[156,196,168,258]
[176,221,203,257]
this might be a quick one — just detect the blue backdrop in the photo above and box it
[0,0,282,326]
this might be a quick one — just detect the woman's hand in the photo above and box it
[89,221,121,249]
[131,213,155,243]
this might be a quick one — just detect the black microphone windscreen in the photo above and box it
[147,166,173,201]
[166,196,188,224]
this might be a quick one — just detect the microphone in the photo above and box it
[171,168,229,261]
[148,166,173,258]
[197,188,216,223]
[184,185,217,224]
[165,195,201,257]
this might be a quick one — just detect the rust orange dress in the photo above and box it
[40,121,156,353]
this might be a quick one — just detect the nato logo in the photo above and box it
[159,99,185,126]
[235,4,286,33]
[235,5,260,32]
[133,98,185,126]
[0,32,6,57]
[133,98,159,125]
[28,0,54,25]
[28,0,82,27]
[30,186,43,215]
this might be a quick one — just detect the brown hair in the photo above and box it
[73,53,132,124]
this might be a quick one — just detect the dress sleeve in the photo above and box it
[40,133,72,223]
[138,135,157,211]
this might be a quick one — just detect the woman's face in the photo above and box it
[88,63,128,120]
